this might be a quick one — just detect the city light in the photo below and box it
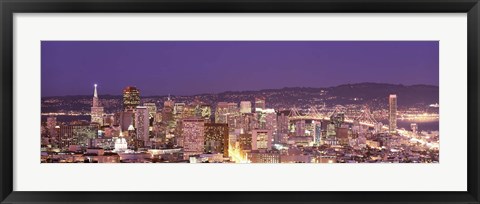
[41,85,439,164]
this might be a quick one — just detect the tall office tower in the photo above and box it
[215,102,229,124]
[255,97,266,111]
[135,106,150,142]
[389,94,397,133]
[252,129,272,151]
[265,111,277,140]
[204,123,229,157]
[276,110,290,144]
[91,84,104,125]
[123,86,140,111]
[225,103,240,131]
[240,101,252,114]
[162,96,174,123]
[314,123,322,145]
[181,118,205,160]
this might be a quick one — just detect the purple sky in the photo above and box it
[41,41,439,97]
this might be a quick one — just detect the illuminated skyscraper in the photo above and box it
[314,123,322,145]
[162,96,174,123]
[181,118,205,159]
[123,86,140,111]
[240,101,252,113]
[389,94,397,133]
[252,129,272,151]
[204,123,229,157]
[135,106,150,142]
[91,84,104,125]
[276,110,290,144]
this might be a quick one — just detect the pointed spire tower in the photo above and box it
[93,84,99,107]
[91,84,104,125]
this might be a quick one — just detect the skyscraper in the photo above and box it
[135,106,150,143]
[252,129,272,151]
[91,84,104,125]
[181,118,205,159]
[389,94,397,133]
[204,123,229,157]
[123,86,140,111]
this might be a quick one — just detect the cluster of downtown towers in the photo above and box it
[41,84,438,163]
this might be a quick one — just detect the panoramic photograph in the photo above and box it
[40,41,439,163]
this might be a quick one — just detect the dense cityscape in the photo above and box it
[41,84,439,163]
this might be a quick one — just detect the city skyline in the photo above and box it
[41,41,439,164]
[41,41,439,97]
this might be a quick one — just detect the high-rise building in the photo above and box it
[204,123,229,157]
[314,123,322,145]
[276,110,290,144]
[252,129,272,151]
[91,84,104,125]
[135,106,150,142]
[255,97,266,111]
[240,101,252,114]
[389,94,397,133]
[123,86,140,111]
[265,111,277,139]
[162,96,174,123]
[181,118,205,159]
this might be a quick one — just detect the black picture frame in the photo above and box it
[1,0,479,203]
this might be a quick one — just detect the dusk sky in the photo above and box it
[41,41,439,97]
